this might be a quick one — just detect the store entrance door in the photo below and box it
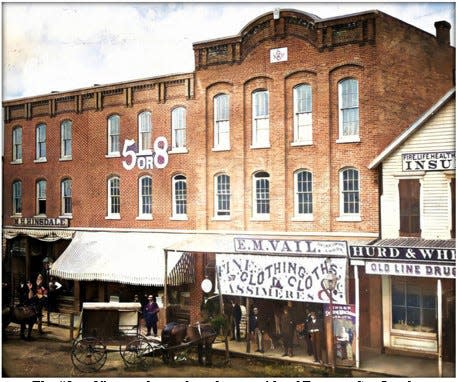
[443,291,455,362]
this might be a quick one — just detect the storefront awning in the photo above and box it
[3,227,74,242]
[50,231,193,286]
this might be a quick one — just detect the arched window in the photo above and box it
[215,174,231,217]
[172,107,187,149]
[214,94,230,149]
[61,178,72,216]
[61,120,72,158]
[293,84,312,144]
[36,179,47,215]
[138,111,152,153]
[253,171,270,218]
[338,78,359,141]
[172,174,187,218]
[139,175,153,218]
[36,123,46,160]
[12,126,22,162]
[294,170,313,217]
[108,115,120,155]
[107,176,121,218]
[252,90,269,147]
[12,180,22,215]
[340,167,360,217]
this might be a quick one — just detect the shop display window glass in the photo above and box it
[392,280,436,333]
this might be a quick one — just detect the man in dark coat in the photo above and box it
[307,311,323,363]
[143,295,160,336]
[249,307,264,353]
[231,299,242,341]
[280,305,295,357]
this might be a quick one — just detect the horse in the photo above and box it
[2,305,38,340]
[161,322,216,366]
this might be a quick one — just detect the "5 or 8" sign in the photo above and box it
[122,137,169,170]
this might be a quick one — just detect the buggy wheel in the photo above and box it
[120,337,154,368]
[71,337,107,373]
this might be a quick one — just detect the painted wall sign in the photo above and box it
[402,151,455,171]
[270,47,288,63]
[349,245,455,263]
[216,254,347,304]
[122,137,169,170]
[365,261,456,278]
[14,217,69,227]
[234,237,347,256]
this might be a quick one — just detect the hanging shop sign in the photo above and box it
[324,304,356,367]
[365,261,456,278]
[402,151,455,171]
[14,217,69,228]
[234,237,347,257]
[121,137,169,170]
[349,245,455,263]
[216,253,347,304]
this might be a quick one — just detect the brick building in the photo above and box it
[2,9,454,363]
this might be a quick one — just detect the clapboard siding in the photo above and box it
[381,98,455,239]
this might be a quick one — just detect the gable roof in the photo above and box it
[368,88,455,169]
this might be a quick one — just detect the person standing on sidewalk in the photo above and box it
[307,311,323,363]
[143,295,160,336]
[231,299,242,341]
[280,305,295,357]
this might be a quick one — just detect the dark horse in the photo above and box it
[161,322,216,366]
[2,305,38,340]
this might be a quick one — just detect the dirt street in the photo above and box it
[2,327,371,378]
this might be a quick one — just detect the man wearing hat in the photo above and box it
[143,295,160,336]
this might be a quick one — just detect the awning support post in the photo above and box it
[164,249,168,322]
[437,278,443,377]
[354,264,360,369]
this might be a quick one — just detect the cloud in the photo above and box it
[2,2,455,100]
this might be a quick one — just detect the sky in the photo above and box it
[2,1,456,100]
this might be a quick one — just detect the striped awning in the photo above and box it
[3,227,74,242]
[50,231,194,286]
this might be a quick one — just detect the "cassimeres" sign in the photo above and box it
[402,151,455,172]
[14,217,69,227]
[234,237,347,256]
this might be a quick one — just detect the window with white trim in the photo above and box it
[36,179,47,215]
[61,178,72,216]
[253,171,270,218]
[12,181,22,215]
[214,94,230,149]
[107,176,120,218]
[293,84,312,144]
[172,174,187,218]
[139,175,153,218]
[338,78,359,141]
[108,115,120,155]
[12,126,22,162]
[36,123,46,160]
[215,174,231,217]
[339,168,360,217]
[172,107,187,149]
[252,90,269,147]
[138,111,152,153]
[294,170,313,217]
[61,120,72,159]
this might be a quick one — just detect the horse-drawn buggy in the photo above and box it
[71,302,216,372]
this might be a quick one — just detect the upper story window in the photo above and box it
[252,90,269,148]
[214,94,230,150]
[339,167,360,220]
[215,173,231,218]
[138,111,152,153]
[338,78,359,142]
[61,120,72,159]
[172,174,187,219]
[36,179,47,215]
[253,171,270,219]
[172,107,187,150]
[138,175,153,219]
[61,178,72,216]
[12,126,22,163]
[294,170,313,219]
[399,178,421,237]
[36,123,46,160]
[293,84,312,144]
[108,115,120,156]
[107,176,120,219]
[12,180,22,215]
